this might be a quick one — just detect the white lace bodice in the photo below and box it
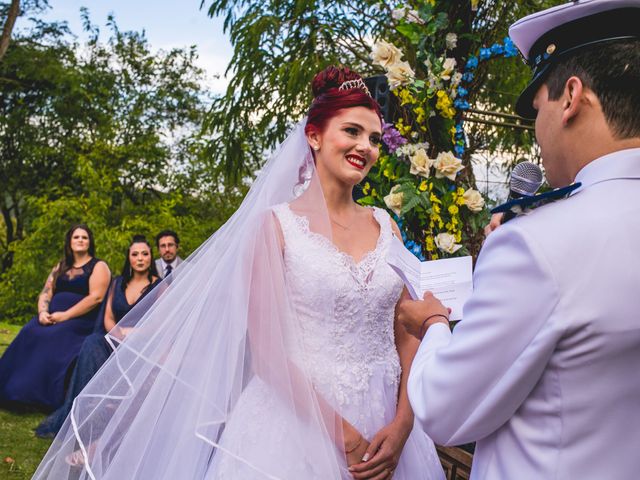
[272,203,404,413]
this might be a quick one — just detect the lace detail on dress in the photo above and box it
[279,205,385,285]
[272,203,403,436]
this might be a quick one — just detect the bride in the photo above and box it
[34,66,445,480]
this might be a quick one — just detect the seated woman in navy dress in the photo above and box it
[36,235,160,438]
[0,224,111,410]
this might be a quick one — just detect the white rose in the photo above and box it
[404,9,425,24]
[392,7,425,24]
[435,232,462,254]
[370,40,403,68]
[450,71,462,88]
[462,189,485,212]
[434,151,464,181]
[409,148,433,178]
[440,57,457,81]
[386,61,415,90]
[446,33,458,50]
[391,7,406,20]
[384,185,404,216]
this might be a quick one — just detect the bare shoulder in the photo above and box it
[93,260,111,277]
[386,213,402,238]
[267,208,286,251]
[49,263,60,277]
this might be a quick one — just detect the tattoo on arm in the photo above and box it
[39,272,56,312]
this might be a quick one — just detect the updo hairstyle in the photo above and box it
[305,66,382,136]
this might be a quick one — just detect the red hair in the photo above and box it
[305,66,382,135]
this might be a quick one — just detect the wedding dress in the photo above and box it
[208,204,444,479]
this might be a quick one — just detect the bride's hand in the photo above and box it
[348,419,411,479]
[345,434,370,469]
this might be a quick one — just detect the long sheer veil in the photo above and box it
[33,120,347,479]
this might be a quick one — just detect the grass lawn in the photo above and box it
[0,321,53,479]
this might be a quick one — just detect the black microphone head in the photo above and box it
[510,161,543,197]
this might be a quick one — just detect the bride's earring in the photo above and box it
[313,145,320,151]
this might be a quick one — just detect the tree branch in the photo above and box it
[0,0,20,63]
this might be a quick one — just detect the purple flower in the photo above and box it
[382,122,408,153]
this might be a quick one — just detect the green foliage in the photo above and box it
[0,11,245,324]
[201,0,390,178]
[201,0,564,180]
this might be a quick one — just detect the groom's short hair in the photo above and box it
[545,39,640,139]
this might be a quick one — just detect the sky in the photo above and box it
[19,0,234,94]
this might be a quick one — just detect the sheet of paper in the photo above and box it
[387,235,472,321]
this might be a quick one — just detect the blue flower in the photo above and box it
[457,86,469,98]
[454,145,465,156]
[490,43,504,55]
[479,48,491,61]
[461,72,474,82]
[455,123,464,134]
[503,37,519,58]
[465,56,478,70]
[454,98,470,110]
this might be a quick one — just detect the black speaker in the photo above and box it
[364,75,396,124]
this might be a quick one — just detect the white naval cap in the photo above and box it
[509,0,640,118]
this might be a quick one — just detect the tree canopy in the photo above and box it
[0,6,243,323]
[201,0,562,179]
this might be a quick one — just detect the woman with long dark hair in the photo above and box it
[0,224,110,410]
[35,235,160,438]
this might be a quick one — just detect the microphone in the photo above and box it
[501,161,544,223]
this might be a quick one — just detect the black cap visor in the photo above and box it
[514,7,640,120]
[515,63,551,119]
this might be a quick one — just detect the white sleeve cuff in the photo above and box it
[418,321,452,353]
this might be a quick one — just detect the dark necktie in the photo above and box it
[165,264,173,276]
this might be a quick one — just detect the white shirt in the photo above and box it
[157,256,182,278]
[408,148,640,479]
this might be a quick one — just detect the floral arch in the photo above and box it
[359,4,527,260]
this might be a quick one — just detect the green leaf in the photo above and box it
[396,24,423,45]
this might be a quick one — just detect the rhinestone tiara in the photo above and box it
[338,78,372,97]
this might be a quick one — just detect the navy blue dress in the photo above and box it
[36,275,160,436]
[0,258,105,410]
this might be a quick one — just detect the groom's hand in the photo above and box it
[396,290,450,340]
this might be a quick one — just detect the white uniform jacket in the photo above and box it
[408,148,640,479]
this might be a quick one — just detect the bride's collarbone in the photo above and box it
[330,216,380,259]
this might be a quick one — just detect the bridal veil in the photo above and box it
[33,120,348,479]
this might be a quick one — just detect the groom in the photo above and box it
[398,1,640,479]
